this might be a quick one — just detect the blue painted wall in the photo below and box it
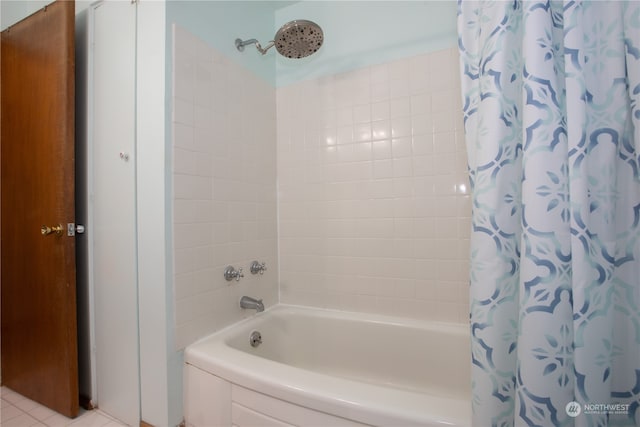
[275,1,458,86]
[166,0,277,85]
[166,1,458,88]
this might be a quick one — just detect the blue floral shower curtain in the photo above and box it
[458,1,640,426]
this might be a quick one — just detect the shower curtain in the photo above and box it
[458,1,640,426]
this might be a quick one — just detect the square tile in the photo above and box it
[276,47,468,324]
[2,413,40,427]
[2,404,24,423]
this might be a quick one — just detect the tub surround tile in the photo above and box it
[173,26,469,343]
[172,25,278,349]
[277,47,469,324]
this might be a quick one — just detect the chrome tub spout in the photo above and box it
[240,296,264,313]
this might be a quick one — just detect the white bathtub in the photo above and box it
[184,305,471,427]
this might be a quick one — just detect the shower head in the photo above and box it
[273,20,323,58]
[235,19,323,59]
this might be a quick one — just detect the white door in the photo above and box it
[90,1,140,425]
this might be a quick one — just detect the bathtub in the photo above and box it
[184,305,471,427]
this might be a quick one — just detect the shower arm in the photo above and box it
[235,38,275,55]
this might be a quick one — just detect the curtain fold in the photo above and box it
[458,1,640,425]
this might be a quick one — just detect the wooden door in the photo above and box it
[1,0,79,418]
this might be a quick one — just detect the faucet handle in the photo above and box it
[224,266,244,282]
[250,261,267,275]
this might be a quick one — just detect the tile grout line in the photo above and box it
[1,387,126,427]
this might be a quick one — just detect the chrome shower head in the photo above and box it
[274,20,323,58]
[235,19,324,59]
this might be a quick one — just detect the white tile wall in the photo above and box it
[277,47,470,323]
[172,25,278,349]
[172,24,469,344]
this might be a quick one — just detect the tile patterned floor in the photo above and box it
[1,387,126,427]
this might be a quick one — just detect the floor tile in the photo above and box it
[12,397,42,413]
[2,398,15,409]
[41,413,75,427]
[68,411,113,427]
[0,387,126,427]
[2,404,25,422]
[1,388,27,405]
[28,403,59,422]
[2,413,41,427]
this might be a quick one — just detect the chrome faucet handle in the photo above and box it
[224,266,244,282]
[250,261,267,275]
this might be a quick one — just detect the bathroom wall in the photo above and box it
[171,24,278,349]
[169,1,467,350]
[277,47,470,323]
[273,1,468,323]
[167,1,277,86]
[275,1,457,87]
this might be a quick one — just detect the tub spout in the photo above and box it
[240,296,264,313]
